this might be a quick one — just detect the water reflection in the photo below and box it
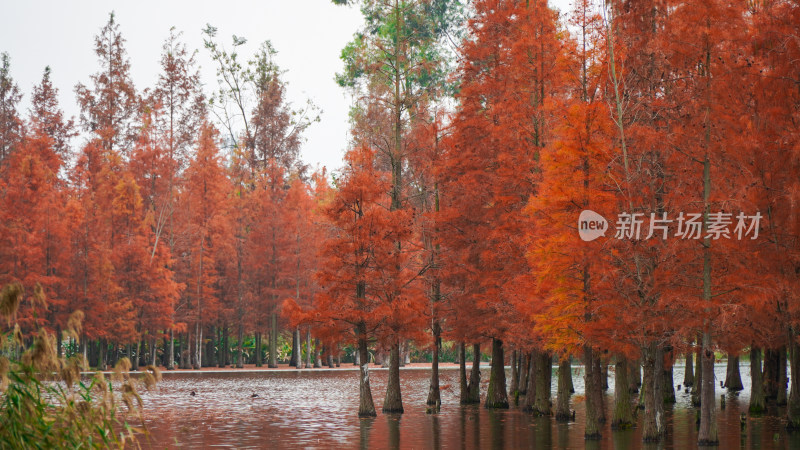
[139,364,791,448]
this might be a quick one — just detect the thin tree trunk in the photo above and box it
[534,349,552,415]
[236,323,244,369]
[592,349,606,424]
[459,342,468,404]
[521,351,536,412]
[698,333,718,445]
[356,322,376,417]
[692,342,703,406]
[465,343,481,404]
[268,312,278,368]
[255,331,262,367]
[684,350,694,387]
[601,362,609,390]
[305,328,312,369]
[509,349,519,400]
[612,357,634,429]
[629,359,641,394]
[427,321,441,409]
[383,341,404,413]
[168,329,175,370]
[555,356,572,421]
[519,352,529,397]
[485,338,508,409]
[584,346,601,439]
[750,346,766,414]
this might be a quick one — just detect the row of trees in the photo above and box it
[0,14,326,372]
[2,1,800,446]
[285,0,800,446]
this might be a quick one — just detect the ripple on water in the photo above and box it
[138,364,799,449]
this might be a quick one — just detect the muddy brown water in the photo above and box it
[138,363,797,449]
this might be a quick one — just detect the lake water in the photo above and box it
[138,363,798,449]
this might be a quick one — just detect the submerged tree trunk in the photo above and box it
[684,350,694,387]
[356,323,376,417]
[584,346,601,439]
[521,351,536,412]
[383,341,404,413]
[787,336,800,430]
[698,333,718,445]
[465,343,481,404]
[509,349,519,400]
[427,321,441,409]
[555,356,572,421]
[663,364,676,404]
[534,349,552,415]
[612,357,634,429]
[485,338,509,409]
[459,342,468,404]
[642,344,664,442]
[750,346,766,415]
[725,354,743,391]
[692,342,703,407]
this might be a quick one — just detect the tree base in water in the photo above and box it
[484,401,509,409]
[382,407,404,414]
[358,411,377,418]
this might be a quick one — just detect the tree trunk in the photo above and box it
[725,354,743,391]
[269,312,278,368]
[509,349,519,400]
[778,345,788,406]
[314,338,322,368]
[592,350,606,424]
[583,346,601,439]
[356,323,376,417]
[519,352,530,397]
[236,323,244,369]
[459,342,468,404]
[534,349,552,415]
[255,331,263,367]
[167,329,175,370]
[555,356,572,421]
[485,338,508,409]
[612,357,634,429]
[698,333,718,445]
[305,328,312,369]
[629,360,641,394]
[427,321,441,409]
[522,351,536,412]
[765,348,779,400]
[465,343,481,404]
[684,350,694,387]
[787,336,800,430]
[692,342,703,406]
[663,364,676,404]
[750,346,765,415]
[601,361,609,390]
[383,341,404,413]
[642,344,663,442]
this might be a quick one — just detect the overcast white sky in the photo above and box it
[2,0,573,172]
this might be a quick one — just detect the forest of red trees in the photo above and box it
[2,0,800,445]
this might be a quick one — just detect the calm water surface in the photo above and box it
[138,363,798,449]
